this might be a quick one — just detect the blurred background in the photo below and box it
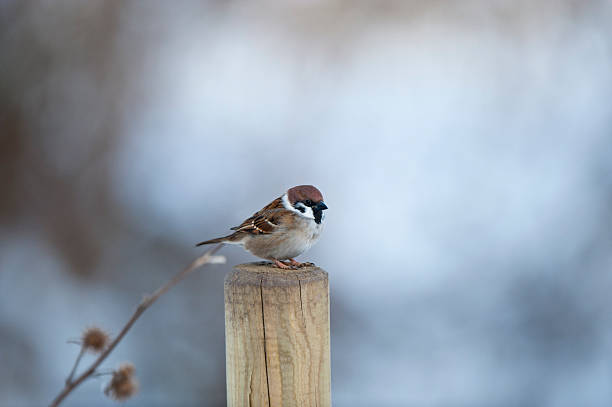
[2,0,612,406]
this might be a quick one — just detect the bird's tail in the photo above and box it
[195,233,242,247]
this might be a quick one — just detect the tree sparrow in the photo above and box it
[196,185,328,270]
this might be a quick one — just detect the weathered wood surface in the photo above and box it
[224,262,331,407]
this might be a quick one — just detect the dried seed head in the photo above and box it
[81,327,110,353]
[117,362,135,377]
[104,362,138,401]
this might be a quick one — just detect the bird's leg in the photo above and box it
[288,258,314,268]
[272,258,294,270]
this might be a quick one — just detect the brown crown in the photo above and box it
[287,185,324,205]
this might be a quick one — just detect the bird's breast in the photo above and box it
[244,217,323,260]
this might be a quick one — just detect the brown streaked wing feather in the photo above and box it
[230,197,285,235]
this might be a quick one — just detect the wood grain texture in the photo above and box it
[224,262,331,407]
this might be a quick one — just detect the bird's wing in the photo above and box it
[230,197,286,235]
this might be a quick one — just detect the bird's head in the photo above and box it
[287,185,328,224]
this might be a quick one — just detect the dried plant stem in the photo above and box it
[65,346,85,386]
[49,244,223,407]
[91,370,113,378]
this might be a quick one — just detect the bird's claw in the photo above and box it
[272,259,315,270]
[288,259,315,268]
[272,259,294,270]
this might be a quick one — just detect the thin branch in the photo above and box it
[65,346,85,386]
[91,370,114,378]
[49,244,224,407]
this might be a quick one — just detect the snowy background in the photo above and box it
[2,0,612,406]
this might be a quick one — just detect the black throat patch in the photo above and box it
[313,208,323,224]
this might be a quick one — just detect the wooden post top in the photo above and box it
[226,262,328,287]
[224,261,331,407]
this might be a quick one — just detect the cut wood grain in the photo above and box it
[224,262,331,407]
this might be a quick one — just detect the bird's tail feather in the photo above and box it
[195,233,242,247]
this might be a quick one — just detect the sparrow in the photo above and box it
[196,185,328,270]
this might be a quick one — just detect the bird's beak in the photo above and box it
[315,201,328,211]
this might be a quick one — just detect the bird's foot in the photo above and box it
[288,259,314,268]
[272,259,295,270]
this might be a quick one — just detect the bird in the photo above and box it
[196,185,328,269]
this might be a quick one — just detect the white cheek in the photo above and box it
[282,194,317,220]
[295,203,315,219]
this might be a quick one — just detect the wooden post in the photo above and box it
[224,262,331,407]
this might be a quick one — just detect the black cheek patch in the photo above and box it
[295,205,306,213]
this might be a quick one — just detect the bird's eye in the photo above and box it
[304,200,312,206]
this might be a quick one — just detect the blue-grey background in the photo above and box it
[2,1,612,406]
